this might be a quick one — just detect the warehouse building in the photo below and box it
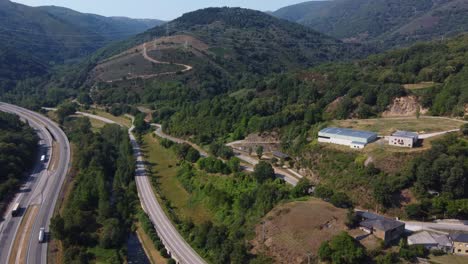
[318,127,378,149]
[388,131,419,148]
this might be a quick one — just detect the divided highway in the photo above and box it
[0,102,71,264]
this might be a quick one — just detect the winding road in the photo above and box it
[105,42,193,83]
[0,102,71,264]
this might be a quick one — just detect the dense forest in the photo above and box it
[0,111,38,213]
[274,0,468,48]
[50,117,137,262]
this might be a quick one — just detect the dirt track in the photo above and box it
[105,42,193,83]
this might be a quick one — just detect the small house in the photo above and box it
[357,211,405,244]
[408,231,452,252]
[388,131,419,148]
[452,233,468,255]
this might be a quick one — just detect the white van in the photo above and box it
[38,227,45,243]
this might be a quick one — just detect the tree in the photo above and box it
[315,185,334,200]
[227,157,241,173]
[318,232,366,264]
[253,161,275,182]
[256,146,264,159]
[291,178,312,198]
[462,124,468,136]
[405,204,425,220]
[185,148,201,163]
[133,113,148,133]
[50,215,65,240]
[331,192,353,208]
[56,102,77,124]
[345,209,359,228]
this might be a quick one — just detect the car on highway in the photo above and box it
[38,227,45,243]
[11,202,20,217]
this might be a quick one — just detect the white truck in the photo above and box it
[38,227,45,243]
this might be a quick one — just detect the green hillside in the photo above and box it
[2,7,371,107]
[155,34,468,146]
[273,0,468,48]
[95,7,367,75]
[0,0,163,96]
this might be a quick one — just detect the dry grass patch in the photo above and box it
[251,198,347,264]
[403,82,437,90]
[331,117,463,135]
[429,254,468,264]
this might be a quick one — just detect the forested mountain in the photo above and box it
[0,0,163,95]
[158,34,468,146]
[0,111,38,213]
[97,7,366,74]
[273,0,468,48]
[1,7,371,108]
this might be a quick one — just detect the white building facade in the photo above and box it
[388,131,419,148]
[318,127,378,149]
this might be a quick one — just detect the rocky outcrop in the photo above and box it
[383,95,428,117]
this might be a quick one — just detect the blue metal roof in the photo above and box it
[319,127,377,140]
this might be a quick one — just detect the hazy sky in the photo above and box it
[12,0,308,20]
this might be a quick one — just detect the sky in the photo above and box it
[12,0,308,20]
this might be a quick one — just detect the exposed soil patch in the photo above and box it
[251,199,347,264]
[383,95,428,117]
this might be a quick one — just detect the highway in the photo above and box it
[0,102,71,264]
[70,112,206,264]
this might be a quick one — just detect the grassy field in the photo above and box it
[86,109,132,128]
[142,133,212,224]
[251,198,348,263]
[87,247,119,264]
[429,254,468,264]
[331,117,463,135]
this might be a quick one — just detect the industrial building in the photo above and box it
[318,127,378,149]
[388,131,419,148]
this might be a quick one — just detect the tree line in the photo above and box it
[0,112,38,213]
[50,117,137,263]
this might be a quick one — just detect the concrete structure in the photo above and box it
[452,233,468,255]
[318,127,378,149]
[408,231,452,252]
[388,131,419,148]
[357,211,405,244]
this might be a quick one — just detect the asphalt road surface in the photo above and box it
[72,112,206,264]
[0,102,70,264]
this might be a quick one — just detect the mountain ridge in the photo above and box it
[0,0,164,94]
[272,0,468,48]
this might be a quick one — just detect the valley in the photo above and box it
[0,1,468,264]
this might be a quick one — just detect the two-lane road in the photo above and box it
[0,102,71,264]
